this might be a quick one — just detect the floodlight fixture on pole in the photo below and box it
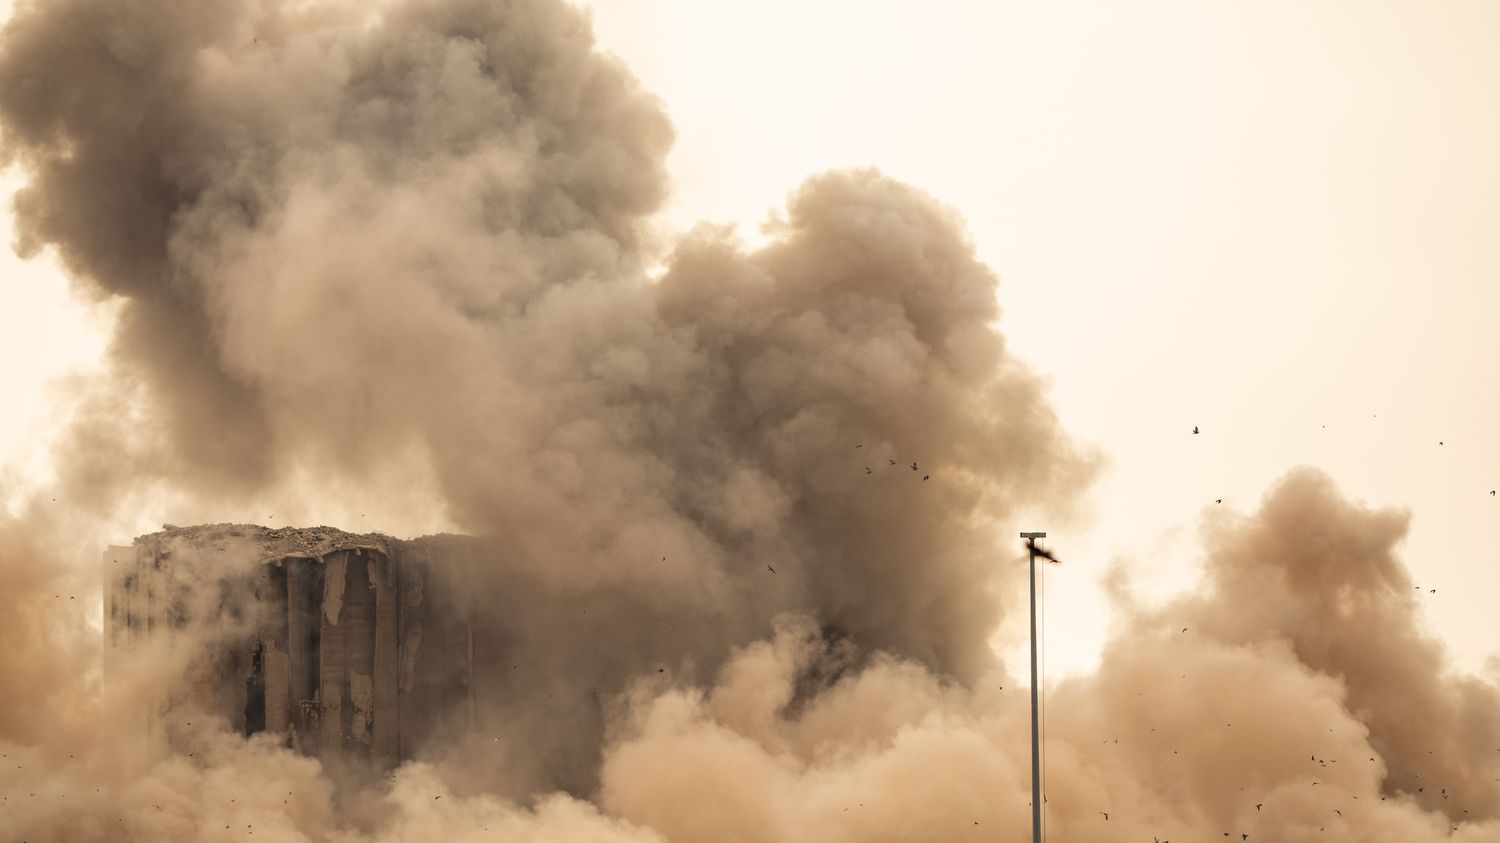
[1020,531,1047,843]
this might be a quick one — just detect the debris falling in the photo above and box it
[0,0,1495,840]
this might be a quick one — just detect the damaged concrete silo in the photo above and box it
[104,525,486,772]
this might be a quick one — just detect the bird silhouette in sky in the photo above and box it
[1193,426,1200,434]
[1030,542,1062,564]
[766,565,776,574]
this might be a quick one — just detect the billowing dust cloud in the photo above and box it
[0,0,1494,840]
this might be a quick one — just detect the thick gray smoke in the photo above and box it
[0,0,1495,840]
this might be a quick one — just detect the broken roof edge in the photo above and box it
[135,523,474,566]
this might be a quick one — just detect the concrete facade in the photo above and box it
[104,525,481,771]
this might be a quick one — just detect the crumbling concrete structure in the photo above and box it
[104,524,484,771]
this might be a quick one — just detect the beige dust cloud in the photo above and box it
[0,0,1495,840]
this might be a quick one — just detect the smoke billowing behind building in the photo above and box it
[0,0,1495,840]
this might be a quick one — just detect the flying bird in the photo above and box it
[888,459,896,465]
[1031,542,1062,564]
[910,461,918,471]
[1215,499,1222,504]
[1100,812,1110,821]
[864,467,872,474]
[1256,804,1263,811]
[1490,490,1495,496]
[1193,426,1199,434]
[923,474,929,481]
[766,565,776,574]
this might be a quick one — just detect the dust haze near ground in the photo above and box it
[0,0,1495,840]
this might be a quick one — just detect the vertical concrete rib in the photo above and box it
[286,557,322,752]
[262,563,291,736]
[319,551,348,761]
[371,551,400,769]
[127,541,148,639]
[136,539,171,748]
[396,545,426,761]
[212,575,246,737]
[343,551,376,761]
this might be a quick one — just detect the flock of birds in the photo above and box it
[960,423,1493,836]
[1064,424,1490,837]
[856,443,930,482]
[850,423,1493,506]
[618,423,1485,833]
[11,425,1495,838]
[1191,423,1496,501]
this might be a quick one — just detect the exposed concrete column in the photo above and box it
[261,563,292,737]
[136,539,170,749]
[318,551,349,761]
[396,546,426,761]
[343,551,377,761]
[371,552,400,769]
[286,557,322,752]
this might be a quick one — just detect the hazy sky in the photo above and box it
[573,0,1500,678]
[1,0,1497,683]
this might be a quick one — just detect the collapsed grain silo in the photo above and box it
[103,524,487,772]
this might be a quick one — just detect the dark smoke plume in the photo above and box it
[0,0,1495,840]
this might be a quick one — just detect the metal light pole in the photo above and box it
[1020,531,1051,843]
